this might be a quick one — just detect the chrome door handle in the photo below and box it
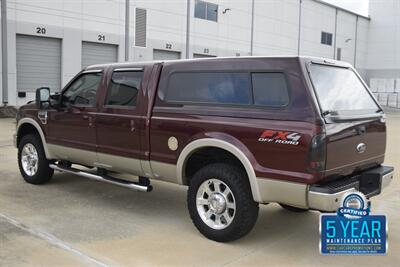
[83,115,93,127]
[88,116,94,127]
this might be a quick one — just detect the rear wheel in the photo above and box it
[279,203,309,212]
[18,134,53,184]
[187,163,259,242]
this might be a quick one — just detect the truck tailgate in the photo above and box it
[324,118,386,178]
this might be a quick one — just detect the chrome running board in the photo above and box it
[49,164,152,192]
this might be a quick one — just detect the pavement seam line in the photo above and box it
[0,212,111,267]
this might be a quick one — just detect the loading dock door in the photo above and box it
[153,49,181,60]
[16,34,62,92]
[82,42,118,69]
[193,53,217,58]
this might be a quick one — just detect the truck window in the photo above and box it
[165,72,252,105]
[309,64,379,114]
[164,72,289,108]
[252,73,289,107]
[105,71,143,107]
[63,72,102,106]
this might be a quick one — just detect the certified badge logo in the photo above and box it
[320,191,387,255]
[338,192,369,219]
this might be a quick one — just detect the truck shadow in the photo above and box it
[48,172,320,246]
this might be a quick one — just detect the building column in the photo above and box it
[250,0,255,56]
[185,0,191,59]
[125,0,130,61]
[297,0,302,55]
[354,16,359,67]
[333,9,338,59]
[1,0,8,105]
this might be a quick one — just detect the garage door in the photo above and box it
[16,35,61,92]
[82,42,118,68]
[193,53,217,58]
[153,49,181,60]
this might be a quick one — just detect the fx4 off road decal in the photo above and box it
[258,130,301,146]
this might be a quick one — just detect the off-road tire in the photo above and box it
[279,203,309,212]
[18,134,53,184]
[187,163,259,242]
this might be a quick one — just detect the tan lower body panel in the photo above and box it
[47,144,178,183]
[256,178,308,208]
[149,161,179,184]
[48,144,97,167]
[97,153,144,177]
[48,144,144,176]
[48,144,308,205]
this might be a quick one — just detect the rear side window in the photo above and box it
[165,72,252,105]
[105,71,143,107]
[164,72,289,107]
[252,73,289,107]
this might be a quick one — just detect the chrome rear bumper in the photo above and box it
[308,166,394,212]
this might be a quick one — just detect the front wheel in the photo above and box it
[18,134,53,184]
[187,163,259,242]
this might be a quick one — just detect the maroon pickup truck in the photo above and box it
[14,56,394,242]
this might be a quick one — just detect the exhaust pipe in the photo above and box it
[49,164,152,192]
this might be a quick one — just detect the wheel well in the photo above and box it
[17,123,40,147]
[184,147,247,185]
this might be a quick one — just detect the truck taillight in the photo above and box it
[308,133,327,172]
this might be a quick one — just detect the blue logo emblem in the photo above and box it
[338,192,370,218]
[320,192,387,255]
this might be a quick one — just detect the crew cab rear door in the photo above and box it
[95,66,150,175]
[307,62,386,178]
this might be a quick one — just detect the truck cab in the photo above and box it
[15,56,394,242]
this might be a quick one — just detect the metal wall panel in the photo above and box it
[16,34,61,92]
[82,41,118,68]
[153,49,181,60]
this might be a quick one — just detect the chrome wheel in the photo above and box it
[21,143,39,176]
[196,178,236,230]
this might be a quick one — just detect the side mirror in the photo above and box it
[50,92,61,109]
[35,87,51,109]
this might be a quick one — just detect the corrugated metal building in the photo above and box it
[0,0,396,107]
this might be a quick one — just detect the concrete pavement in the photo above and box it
[0,115,399,266]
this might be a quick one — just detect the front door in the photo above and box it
[47,70,104,166]
[95,67,147,175]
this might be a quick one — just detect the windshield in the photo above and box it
[309,64,379,114]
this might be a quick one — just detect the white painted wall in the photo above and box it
[355,17,369,73]
[335,11,356,64]
[0,0,370,106]
[137,0,186,59]
[365,0,400,80]
[192,0,252,57]
[253,0,299,56]
[300,0,335,58]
